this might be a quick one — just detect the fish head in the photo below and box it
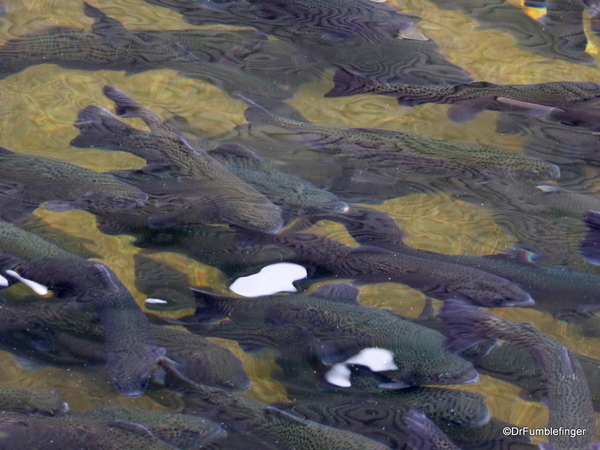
[443,275,535,308]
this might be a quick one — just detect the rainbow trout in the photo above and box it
[441,301,600,450]
[0,146,148,222]
[0,220,164,396]
[325,73,600,125]
[160,358,395,450]
[0,388,68,416]
[242,102,560,181]
[179,286,478,387]
[70,102,284,233]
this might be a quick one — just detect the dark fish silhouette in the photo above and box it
[0,295,250,391]
[0,220,164,396]
[325,72,600,125]
[0,146,148,222]
[425,0,595,66]
[96,89,344,220]
[441,301,600,450]
[145,0,473,85]
[179,286,478,387]
[243,101,561,182]
[160,358,396,450]
[0,2,266,79]
[71,100,284,233]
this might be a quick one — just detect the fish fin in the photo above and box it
[580,210,600,264]
[70,105,133,151]
[0,196,39,222]
[439,300,492,353]
[418,298,435,320]
[447,101,485,123]
[190,287,232,322]
[207,143,261,160]
[404,410,459,450]
[264,406,308,425]
[42,200,81,212]
[458,81,500,90]
[102,85,145,118]
[495,97,562,117]
[324,68,376,98]
[13,355,47,371]
[83,2,137,47]
[243,104,279,126]
[0,146,14,155]
[108,420,154,438]
[312,283,360,304]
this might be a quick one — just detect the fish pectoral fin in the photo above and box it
[495,97,564,117]
[264,406,308,426]
[447,101,485,123]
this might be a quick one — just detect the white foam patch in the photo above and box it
[5,270,48,295]
[325,363,351,387]
[325,347,398,387]
[145,298,168,304]
[229,263,307,297]
[345,348,398,372]
[0,274,8,286]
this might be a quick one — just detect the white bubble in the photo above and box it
[5,270,48,295]
[229,263,307,297]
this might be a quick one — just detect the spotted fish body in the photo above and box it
[243,103,561,181]
[71,102,284,233]
[0,220,164,397]
[0,388,68,416]
[161,359,395,450]
[0,146,148,221]
[441,301,599,450]
[183,288,478,387]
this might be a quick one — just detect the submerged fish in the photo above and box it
[179,286,478,387]
[441,301,599,450]
[242,102,561,181]
[404,410,461,450]
[325,72,600,125]
[0,220,164,396]
[95,86,347,220]
[161,358,395,450]
[71,98,284,233]
[0,146,148,222]
[145,0,472,85]
[0,388,68,416]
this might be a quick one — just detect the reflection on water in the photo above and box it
[0,0,599,448]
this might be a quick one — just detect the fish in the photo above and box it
[71,404,227,449]
[440,300,600,450]
[71,100,284,234]
[145,0,473,85]
[325,72,600,125]
[0,2,266,79]
[0,388,68,416]
[160,358,396,450]
[0,220,164,397]
[424,0,595,66]
[101,86,342,218]
[134,255,196,311]
[403,410,461,450]
[539,0,589,57]
[242,101,561,182]
[0,295,250,391]
[178,285,479,387]
[0,146,148,222]
[0,412,181,450]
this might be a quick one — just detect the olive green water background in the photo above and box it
[0,0,599,445]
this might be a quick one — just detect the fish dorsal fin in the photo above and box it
[190,286,235,301]
[208,143,261,160]
[313,282,360,304]
[418,298,435,320]
[264,406,308,426]
[458,81,499,90]
[83,2,139,47]
[0,146,15,155]
[483,247,538,265]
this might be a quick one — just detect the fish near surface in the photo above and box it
[100,86,344,220]
[0,2,266,79]
[242,102,561,182]
[72,87,284,234]
[441,300,600,450]
[160,358,394,450]
[144,0,472,85]
[0,412,179,450]
[0,388,68,416]
[180,286,478,387]
[0,220,164,397]
[0,146,147,222]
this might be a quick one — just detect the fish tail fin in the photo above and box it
[190,287,231,322]
[404,410,460,450]
[70,105,133,150]
[324,68,376,98]
[241,95,280,126]
[102,85,143,118]
[580,210,600,264]
[439,300,493,353]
